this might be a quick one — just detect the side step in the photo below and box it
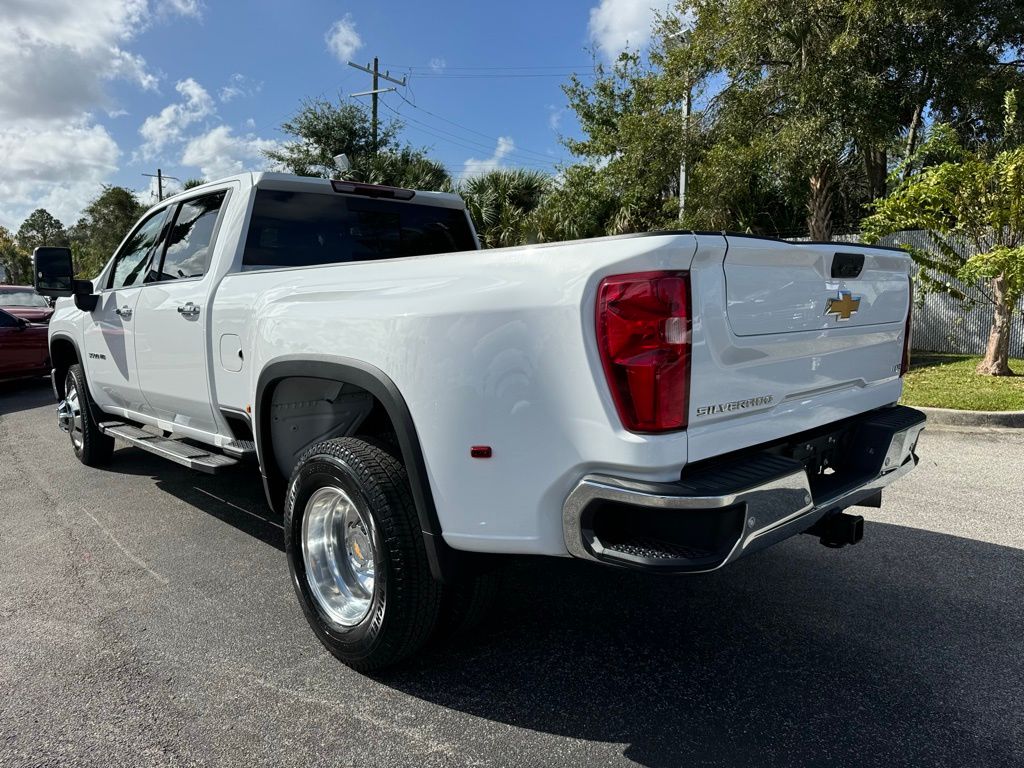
[98,422,239,474]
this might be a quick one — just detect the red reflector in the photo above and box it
[596,271,692,432]
[330,179,416,200]
[900,276,913,377]
[470,445,492,458]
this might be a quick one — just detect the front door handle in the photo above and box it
[177,302,200,318]
[114,305,132,319]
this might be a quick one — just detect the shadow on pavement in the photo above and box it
[383,524,1023,767]
[0,378,53,417]
[100,446,284,551]
[42,423,1023,766]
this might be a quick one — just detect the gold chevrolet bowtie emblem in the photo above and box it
[824,291,861,321]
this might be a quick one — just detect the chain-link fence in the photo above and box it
[799,230,1023,357]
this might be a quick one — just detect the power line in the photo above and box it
[378,98,567,170]
[390,90,562,164]
[394,63,595,71]
[406,72,599,79]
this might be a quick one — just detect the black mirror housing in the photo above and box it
[33,247,75,297]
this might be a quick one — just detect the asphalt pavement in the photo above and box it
[1,378,1021,767]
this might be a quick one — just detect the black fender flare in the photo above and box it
[49,332,80,398]
[255,357,455,582]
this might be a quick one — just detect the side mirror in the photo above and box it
[33,247,75,297]
[33,247,97,311]
[16,317,29,330]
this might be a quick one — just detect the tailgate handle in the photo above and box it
[831,252,865,279]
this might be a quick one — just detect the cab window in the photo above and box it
[155,192,227,281]
[107,210,168,290]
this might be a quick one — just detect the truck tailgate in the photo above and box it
[685,235,911,462]
[724,239,908,335]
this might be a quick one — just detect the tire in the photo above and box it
[64,364,114,467]
[284,437,442,672]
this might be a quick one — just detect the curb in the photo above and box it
[915,405,1024,428]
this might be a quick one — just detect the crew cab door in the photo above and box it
[84,207,170,412]
[133,190,228,434]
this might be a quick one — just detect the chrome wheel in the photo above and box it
[62,376,84,451]
[301,486,379,627]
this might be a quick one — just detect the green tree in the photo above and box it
[560,1,1024,239]
[456,169,551,248]
[182,178,206,190]
[864,107,1024,375]
[563,52,683,236]
[69,186,146,277]
[356,148,450,190]
[265,97,450,190]
[16,209,68,252]
[530,164,622,242]
[0,225,31,284]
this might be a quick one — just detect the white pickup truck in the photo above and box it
[34,172,925,671]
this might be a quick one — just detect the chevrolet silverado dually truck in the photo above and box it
[33,172,925,671]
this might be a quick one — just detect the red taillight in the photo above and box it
[900,277,913,377]
[596,271,692,432]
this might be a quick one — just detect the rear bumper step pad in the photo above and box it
[562,405,926,573]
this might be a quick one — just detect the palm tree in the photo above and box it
[356,148,451,191]
[456,169,551,248]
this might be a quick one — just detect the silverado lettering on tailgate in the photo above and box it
[695,395,774,418]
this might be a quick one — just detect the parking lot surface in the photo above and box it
[1,379,1022,767]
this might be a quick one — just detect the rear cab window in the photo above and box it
[241,188,477,270]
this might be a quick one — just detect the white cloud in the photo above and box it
[429,57,446,73]
[548,105,565,132]
[163,0,201,17]
[219,73,261,102]
[462,137,516,177]
[325,15,363,63]
[0,0,198,121]
[0,120,120,229]
[138,78,216,158]
[588,0,665,59]
[181,125,280,180]
[0,0,199,228]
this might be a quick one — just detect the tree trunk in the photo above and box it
[976,274,1015,376]
[807,167,834,241]
[902,102,924,182]
[864,146,887,200]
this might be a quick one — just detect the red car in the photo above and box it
[0,307,49,380]
[0,285,54,324]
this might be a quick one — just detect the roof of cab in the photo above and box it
[154,172,466,211]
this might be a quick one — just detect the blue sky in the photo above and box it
[0,0,667,231]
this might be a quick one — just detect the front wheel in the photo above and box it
[62,364,114,467]
[284,437,442,672]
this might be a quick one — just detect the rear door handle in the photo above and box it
[177,302,200,318]
[114,306,132,319]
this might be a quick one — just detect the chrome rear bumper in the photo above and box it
[562,406,926,572]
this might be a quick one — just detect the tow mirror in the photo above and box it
[33,247,75,297]
[33,247,97,311]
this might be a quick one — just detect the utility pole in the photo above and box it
[679,86,691,221]
[666,27,695,222]
[348,58,406,153]
[142,169,180,201]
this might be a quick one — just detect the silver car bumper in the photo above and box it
[562,405,926,572]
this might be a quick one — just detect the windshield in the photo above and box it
[0,289,48,308]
